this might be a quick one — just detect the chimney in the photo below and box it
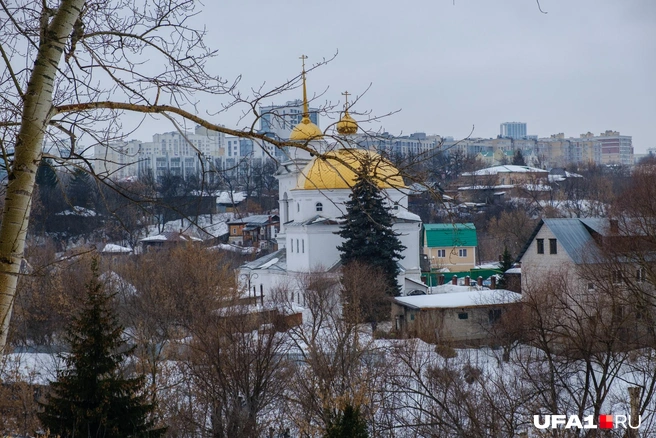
[490,276,497,289]
[451,275,458,285]
[477,276,483,286]
[464,276,470,286]
[438,274,445,286]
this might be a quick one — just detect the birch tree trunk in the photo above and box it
[0,0,85,353]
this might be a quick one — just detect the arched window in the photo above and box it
[315,202,323,212]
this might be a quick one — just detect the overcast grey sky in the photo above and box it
[134,0,656,152]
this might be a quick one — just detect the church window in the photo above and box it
[290,239,293,252]
[297,203,300,212]
[316,202,323,212]
[302,239,305,253]
[296,239,299,253]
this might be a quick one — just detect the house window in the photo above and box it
[459,248,467,257]
[612,270,623,284]
[232,227,237,235]
[637,268,646,283]
[549,239,557,254]
[587,282,595,292]
[437,249,446,258]
[410,313,415,321]
[458,312,468,320]
[536,239,544,254]
[315,202,323,212]
[488,309,502,323]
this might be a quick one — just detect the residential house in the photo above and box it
[392,285,521,345]
[517,218,656,346]
[423,223,478,271]
[228,215,280,249]
[456,165,550,203]
[139,230,203,252]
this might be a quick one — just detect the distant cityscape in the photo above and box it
[86,102,651,182]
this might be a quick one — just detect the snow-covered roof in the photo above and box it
[216,191,247,204]
[139,232,203,243]
[228,214,278,225]
[462,165,548,176]
[242,249,287,271]
[101,243,132,253]
[521,184,552,192]
[505,267,521,274]
[395,289,521,309]
[393,209,421,222]
[286,215,341,227]
[55,206,97,217]
[458,184,515,190]
[208,243,260,254]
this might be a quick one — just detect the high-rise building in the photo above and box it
[500,122,527,140]
[259,99,320,140]
[93,139,142,181]
[136,125,225,180]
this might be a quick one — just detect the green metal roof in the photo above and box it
[424,223,478,248]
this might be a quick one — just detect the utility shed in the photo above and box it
[392,288,521,346]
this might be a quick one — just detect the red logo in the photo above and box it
[599,415,613,429]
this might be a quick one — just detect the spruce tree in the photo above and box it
[325,404,369,438]
[512,149,526,166]
[337,159,406,296]
[39,260,164,438]
[497,246,514,289]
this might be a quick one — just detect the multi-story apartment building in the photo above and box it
[537,131,633,167]
[93,139,142,181]
[500,122,527,140]
[136,126,226,180]
[259,99,320,141]
[356,132,441,156]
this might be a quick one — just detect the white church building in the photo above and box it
[238,63,423,307]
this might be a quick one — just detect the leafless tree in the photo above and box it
[0,0,344,353]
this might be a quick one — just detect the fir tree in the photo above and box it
[337,159,406,296]
[324,404,369,438]
[512,149,526,166]
[39,259,164,438]
[497,246,514,289]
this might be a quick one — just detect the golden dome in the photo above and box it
[336,110,358,135]
[299,149,405,190]
[336,91,358,135]
[290,117,323,141]
[290,54,323,142]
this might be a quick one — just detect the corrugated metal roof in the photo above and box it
[542,218,603,264]
[229,215,278,225]
[424,223,478,248]
[241,249,286,270]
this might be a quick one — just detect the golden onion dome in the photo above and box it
[290,116,324,141]
[298,149,405,190]
[290,55,323,142]
[336,110,358,135]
